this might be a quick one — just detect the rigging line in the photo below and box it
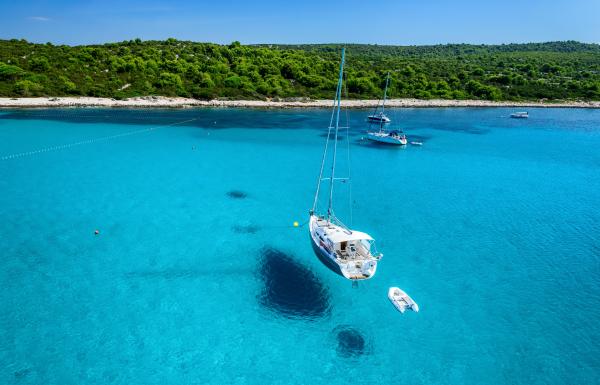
[371,96,381,116]
[262,219,310,230]
[381,71,390,115]
[312,99,336,214]
[343,69,353,227]
[0,118,197,162]
[388,73,400,127]
[327,47,345,221]
[313,50,344,215]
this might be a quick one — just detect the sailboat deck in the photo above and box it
[313,218,374,262]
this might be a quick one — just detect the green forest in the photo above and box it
[1,39,599,101]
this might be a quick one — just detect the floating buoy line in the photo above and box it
[0,118,197,161]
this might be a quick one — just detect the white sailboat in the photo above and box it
[367,72,391,123]
[309,48,383,281]
[510,111,529,119]
[367,127,408,145]
[367,72,407,145]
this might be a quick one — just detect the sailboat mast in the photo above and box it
[327,48,345,220]
[381,71,390,115]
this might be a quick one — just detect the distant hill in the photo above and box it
[0,39,598,101]
[257,41,600,55]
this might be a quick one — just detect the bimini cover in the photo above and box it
[326,228,374,243]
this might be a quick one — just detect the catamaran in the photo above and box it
[309,48,383,281]
[367,72,391,123]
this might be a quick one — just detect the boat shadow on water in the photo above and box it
[404,133,432,143]
[256,247,331,321]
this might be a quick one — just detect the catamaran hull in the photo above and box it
[310,235,345,277]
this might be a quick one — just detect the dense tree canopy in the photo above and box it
[0,39,599,100]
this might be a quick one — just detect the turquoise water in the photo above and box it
[1,107,599,384]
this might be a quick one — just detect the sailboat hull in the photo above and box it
[309,233,345,277]
[367,116,390,123]
[367,132,407,145]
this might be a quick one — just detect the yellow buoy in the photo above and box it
[293,221,299,227]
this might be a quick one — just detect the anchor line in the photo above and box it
[0,118,198,161]
[260,219,310,230]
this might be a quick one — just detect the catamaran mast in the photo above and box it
[327,48,345,220]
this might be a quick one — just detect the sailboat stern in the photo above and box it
[340,259,378,280]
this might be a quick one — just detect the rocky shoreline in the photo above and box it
[1,96,599,109]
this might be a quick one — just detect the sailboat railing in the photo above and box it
[329,212,352,233]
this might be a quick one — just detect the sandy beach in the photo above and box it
[0,96,599,109]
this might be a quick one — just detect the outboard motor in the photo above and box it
[362,260,375,274]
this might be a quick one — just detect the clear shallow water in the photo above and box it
[0,107,599,384]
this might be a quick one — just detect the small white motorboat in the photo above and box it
[410,141,423,146]
[388,287,419,313]
[510,111,529,119]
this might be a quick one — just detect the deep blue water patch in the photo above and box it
[257,247,331,321]
[231,224,260,234]
[13,368,32,380]
[227,190,248,199]
[333,325,370,358]
[0,108,333,130]
[0,108,195,127]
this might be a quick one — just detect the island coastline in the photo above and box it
[1,96,599,109]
